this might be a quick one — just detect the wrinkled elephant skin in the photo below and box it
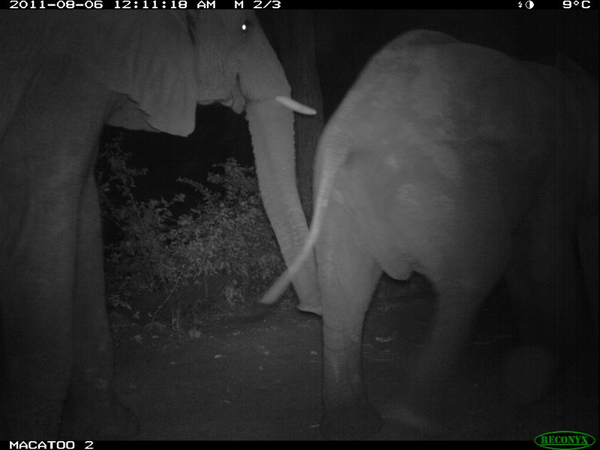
[0,11,318,439]
[310,30,598,439]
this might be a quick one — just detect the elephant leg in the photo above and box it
[0,186,77,439]
[0,60,118,438]
[578,211,599,335]
[0,69,95,440]
[504,192,584,405]
[318,202,383,440]
[394,212,512,430]
[398,281,485,426]
[59,172,138,439]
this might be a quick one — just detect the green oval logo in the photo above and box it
[535,431,596,450]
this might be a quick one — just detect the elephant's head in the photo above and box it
[89,11,320,309]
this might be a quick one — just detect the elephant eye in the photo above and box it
[241,20,250,32]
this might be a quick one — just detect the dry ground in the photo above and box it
[113,278,599,440]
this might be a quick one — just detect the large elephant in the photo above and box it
[262,30,598,439]
[0,11,320,439]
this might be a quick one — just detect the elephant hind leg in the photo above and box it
[388,219,512,432]
[504,198,588,406]
[390,279,487,431]
[578,211,599,336]
[318,204,383,440]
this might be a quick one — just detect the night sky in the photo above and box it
[103,9,599,202]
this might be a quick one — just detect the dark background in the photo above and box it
[102,9,599,201]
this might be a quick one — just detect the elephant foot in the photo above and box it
[296,296,323,316]
[296,303,322,316]
[320,403,383,440]
[60,394,139,440]
[380,403,449,438]
[376,381,450,439]
[502,345,560,405]
[383,404,431,429]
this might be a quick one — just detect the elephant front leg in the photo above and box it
[318,207,382,439]
[0,214,76,438]
[0,164,79,439]
[59,173,138,439]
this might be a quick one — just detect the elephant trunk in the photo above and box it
[246,99,320,312]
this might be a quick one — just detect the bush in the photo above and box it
[97,137,285,331]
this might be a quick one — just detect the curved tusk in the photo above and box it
[275,96,317,115]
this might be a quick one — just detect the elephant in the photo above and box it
[0,11,320,439]
[261,30,598,439]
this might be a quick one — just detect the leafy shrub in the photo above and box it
[97,137,285,330]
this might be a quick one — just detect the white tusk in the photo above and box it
[275,96,317,115]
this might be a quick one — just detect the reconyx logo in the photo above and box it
[535,431,596,450]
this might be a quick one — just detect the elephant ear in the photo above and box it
[72,12,198,136]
